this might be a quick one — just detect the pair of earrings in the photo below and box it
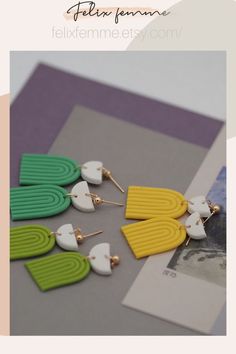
[11,224,120,291]
[121,187,220,259]
[11,153,125,221]
[11,154,123,290]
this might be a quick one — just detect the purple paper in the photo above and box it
[11,63,223,186]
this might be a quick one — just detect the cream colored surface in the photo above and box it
[1,0,182,95]
[0,95,9,335]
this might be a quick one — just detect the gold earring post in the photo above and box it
[85,193,124,207]
[178,225,191,247]
[102,168,125,193]
[74,228,103,243]
[203,213,214,224]
[101,199,124,207]
[185,237,191,247]
[83,230,103,238]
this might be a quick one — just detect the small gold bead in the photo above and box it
[212,204,221,214]
[103,168,111,178]
[111,255,120,267]
[94,197,102,205]
[76,234,84,243]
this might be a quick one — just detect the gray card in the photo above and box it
[11,105,207,335]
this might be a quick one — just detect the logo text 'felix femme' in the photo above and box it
[66,1,170,24]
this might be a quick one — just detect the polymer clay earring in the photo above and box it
[25,243,120,291]
[20,154,124,192]
[10,181,123,220]
[10,224,103,260]
[54,224,103,251]
[70,181,123,212]
[121,203,221,258]
[184,203,221,246]
[81,161,124,192]
[125,186,216,220]
[121,216,186,259]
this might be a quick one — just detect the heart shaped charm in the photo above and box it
[89,243,112,275]
[55,224,79,251]
[70,181,95,212]
[188,196,211,217]
[81,161,103,185]
[185,212,207,240]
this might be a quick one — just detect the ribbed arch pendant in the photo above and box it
[25,252,91,291]
[10,185,71,220]
[20,154,80,186]
[121,216,186,259]
[10,225,55,260]
[125,186,187,220]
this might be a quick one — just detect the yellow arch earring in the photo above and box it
[121,216,186,259]
[121,208,221,259]
[125,186,187,220]
[122,186,220,258]
[125,186,216,220]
